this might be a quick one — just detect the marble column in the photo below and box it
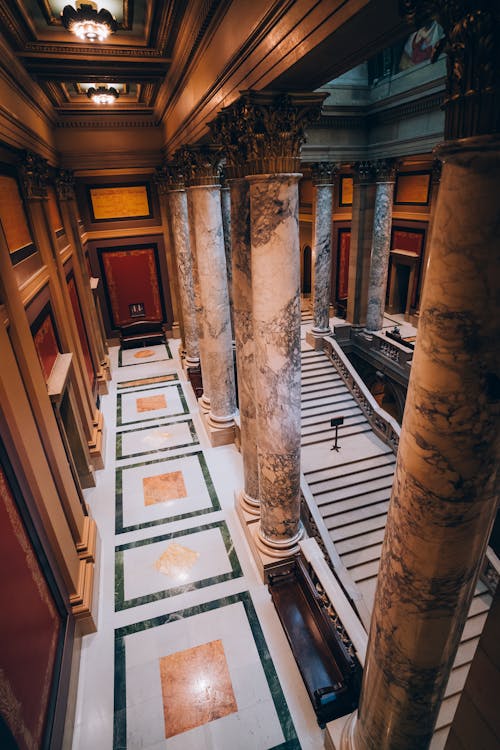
[220,173,235,339]
[184,146,236,445]
[211,107,260,515]
[160,163,200,368]
[239,90,326,561]
[364,160,396,333]
[347,161,376,326]
[310,162,336,339]
[336,3,500,748]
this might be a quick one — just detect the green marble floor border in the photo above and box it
[115,449,220,534]
[116,383,189,427]
[115,519,242,611]
[115,417,198,461]
[117,373,179,391]
[113,590,300,750]
[118,340,172,367]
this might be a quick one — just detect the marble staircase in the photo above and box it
[300,339,493,749]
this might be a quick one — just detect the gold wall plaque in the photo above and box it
[340,176,353,206]
[395,173,431,205]
[89,184,151,220]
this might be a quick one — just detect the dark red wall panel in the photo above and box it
[0,465,61,750]
[32,311,60,382]
[101,247,163,327]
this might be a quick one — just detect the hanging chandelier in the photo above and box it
[61,2,117,42]
[87,86,119,104]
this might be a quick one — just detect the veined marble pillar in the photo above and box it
[184,146,236,445]
[211,107,260,516]
[249,171,303,554]
[238,90,326,562]
[160,163,200,367]
[347,162,376,326]
[220,175,235,339]
[365,160,396,333]
[336,3,500,749]
[310,162,336,338]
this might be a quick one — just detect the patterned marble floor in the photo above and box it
[71,339,324,750]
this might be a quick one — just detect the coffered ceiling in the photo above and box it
[0,1,214,118]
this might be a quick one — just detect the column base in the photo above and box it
[325,710,357,750]
[198,394,210,413]
[306,328,330,350]
[182,355,200,372]
[255,524,304,559]
[201,409,235,447]
[236,488,260,517]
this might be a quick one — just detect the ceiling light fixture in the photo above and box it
[87,86,119,104]
[62,2,117,43]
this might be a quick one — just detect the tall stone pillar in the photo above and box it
[158,162,200,368]
[240,91,326,567]
[154,167,182,341]
[305,162,337,348]
[364,160,397,333]
[335,3,500,749]
[220,172,235,338]
[347,162,376,326]
[211,107,259,515]
[184,146,237,446]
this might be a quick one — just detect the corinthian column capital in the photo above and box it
[233,90,327,175]
[177,144,223,187]
[55,169,76,201]
[310,161,338,186]
[18,151,49,200]
[154,161,186,193]
[400,0,500,139]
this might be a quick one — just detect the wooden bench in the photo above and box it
[268,556,361,726]
[120,320,165,350]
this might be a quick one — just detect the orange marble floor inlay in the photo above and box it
[143,470,187,506]
[136,394,167,412]
[159,639,237,738]
[133,349,155,359]
[154,542,199,579]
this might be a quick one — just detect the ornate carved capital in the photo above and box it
[18,151,49,200]
[209,105,248,179]
[55,169,76,201]
[178,145,223,187]
[374,159,397,183]
[310,161,338,186]
[236,90,327,175]
[353,160,375,184]
[400,0,500,139]
[154,162,185,193]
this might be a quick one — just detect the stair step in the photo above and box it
[310,464,395,494]
[301,414,368,437]
[435,694,460,731]
[322,498,390,528]
[301,382,349,399]
[452,637,479,668]
[304,450,395,483]
[443,664,469,700]
[336,527,386,555]
[342,542,384,570]
[314,475,394,503]
[350,559,380,583]
[301,424,372,446]
[302,403,364,427]
[301,394,355,412]
[301,401,359,421]
[329,513,388,543]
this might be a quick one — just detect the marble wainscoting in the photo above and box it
[71,337,324,750]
